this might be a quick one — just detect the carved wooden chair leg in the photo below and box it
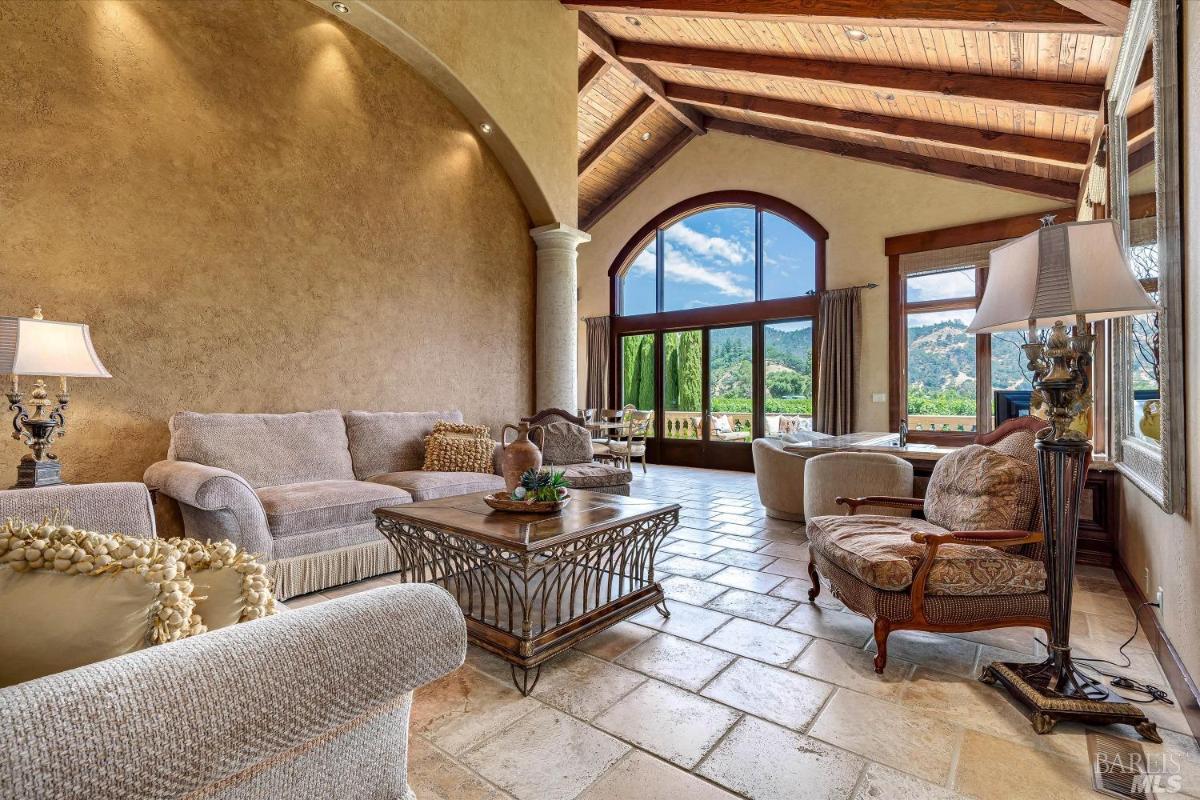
[872,618,891,674]
[806,561,821,601]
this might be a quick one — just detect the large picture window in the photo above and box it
[608,192,827,469]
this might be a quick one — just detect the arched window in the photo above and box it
[614,193,824,316]
[606,192,827,470]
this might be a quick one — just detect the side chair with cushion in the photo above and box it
[606,409,652,473]
[805,416,1052,673]
[522,408,633,494]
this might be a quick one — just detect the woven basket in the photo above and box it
[483,492,571,514]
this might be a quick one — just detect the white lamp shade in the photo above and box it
[0,317,111,378]
[967,219,1156,333]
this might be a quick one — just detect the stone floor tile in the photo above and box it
[757,541,810,560]
[808,689,958,784]
[616,632,735,690]
[899,667,1059,746]
[411,666,540,756]
[709,565,786,593]
[704,617,811,666]
[705,587,796,624]
[631,601,732,642]
[532,650,645,720]
[593,680,741,769]
[662,540,726,559]
[322,573,400,598]
[696,716,865,800]
[661,575,729,606]
[866,629,981,678]
[948,625,1043,656]
[769,577,815,602]
[790,639,915,701]
[778,603,874,648]
[658,555,725,579]
[851,763,969,800]
[760,557,810,578]
[407,736,512,800]
[701,658,833,731]
[462,706,628,800]
[280,591,330,609]
[952,729,1096,800]
[712,513,757,525]
[671,526,723,543]
[573,620,655,661]
[710,528,766,543]
[578,751,739,800]
[707,549,776,569]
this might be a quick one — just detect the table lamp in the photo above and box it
[968,216,1160,741]
[0,306,110,488]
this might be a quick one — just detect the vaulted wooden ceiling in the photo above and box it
[568,0,1129,230]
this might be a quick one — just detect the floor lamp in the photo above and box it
[968,216,1161,742]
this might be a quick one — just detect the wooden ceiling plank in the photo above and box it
[582,128,698,229]
[579,95,658,176]
[1052,0,1130,31]
[579,55,612,95]
[615,40,1105,113]
[666,82,1089,165]
[706,117,1079,201]
[578,13,706,133]
[562,1,1118,34]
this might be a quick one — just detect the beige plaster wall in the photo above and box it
[0,0,535,530]
[323,0,579,226]
[577,130,1063,428]
[1116,4,1200,680]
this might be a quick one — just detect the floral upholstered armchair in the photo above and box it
[805,417,1058,673]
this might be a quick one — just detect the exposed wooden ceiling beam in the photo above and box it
[1052,0,1130,31]
[666,83,1088,166]
[1127,104,1155,146]
[582,128,698,230]
[1128,134,1155,174]
[578,13,705,134]
[578,55,611,96]
[707,117,1079,201]
[563,1,1118,34]
[579,96,658,177]
[617,41,1105,114]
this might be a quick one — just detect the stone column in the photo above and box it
[530,223,590,412]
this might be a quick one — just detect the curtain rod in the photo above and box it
[807,282,878,295]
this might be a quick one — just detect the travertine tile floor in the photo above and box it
[287,465,1200,800]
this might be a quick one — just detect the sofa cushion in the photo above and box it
[345,410,464,479]
[169,410,354,489]
[807,514,1045,596]
[924,444,1038,533]
[539,421,593,466]
[255,480,411,537]
[369,470,504,501]
[423,421,495,473]
[556,463,633,489]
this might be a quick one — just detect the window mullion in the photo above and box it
[655,228,664,314]
[754,208,764,302]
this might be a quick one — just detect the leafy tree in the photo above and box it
[622,336,641,405]
[664,335,679,409]
[677,330,702,410]
[636,335,655,411]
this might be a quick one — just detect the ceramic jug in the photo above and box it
[500,422,544,491]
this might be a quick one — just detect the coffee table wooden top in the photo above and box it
[374,490,679,552]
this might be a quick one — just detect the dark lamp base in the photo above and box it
[982,660,1160,743]
[14,456,66,489]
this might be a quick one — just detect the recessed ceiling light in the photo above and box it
[845,28,868,42]
[331,2,350,13]
[640,131,652,141]
[625,15,641,26]
[479,121,493,134]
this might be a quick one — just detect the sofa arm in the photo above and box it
[0,482,156,536]
[0,584,467,800]
[144,460,272,556]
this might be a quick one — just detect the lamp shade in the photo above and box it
[0,316,111,378]
[967,219,1156,333]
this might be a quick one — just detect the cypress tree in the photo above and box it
[636,336,655,410]
[623,336,641,405]
[677,330,702,410]
[664,335,679,409]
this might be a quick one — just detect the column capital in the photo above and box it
[530,223,591,249]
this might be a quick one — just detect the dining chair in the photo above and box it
[607,409,652,473]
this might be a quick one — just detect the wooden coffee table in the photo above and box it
[374,490,679,694]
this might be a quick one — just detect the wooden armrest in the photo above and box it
[910,530,1044,548]
[835,496,923,516]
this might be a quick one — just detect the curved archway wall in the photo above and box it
[312,0,580,227]
[0,0,545,534]
[578,131,1068,429]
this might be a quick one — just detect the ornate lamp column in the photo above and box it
[530,223,590,411]
[969,217,1160,742]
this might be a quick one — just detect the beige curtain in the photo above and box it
[815,287,861,435]
[584,316,610,410]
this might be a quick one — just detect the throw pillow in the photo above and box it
[0,520,204,687]
[924,444,1038,533]
[176,538,277,630]
[423,420,495,473]
[539,421,593,465]
[713,415,732,434]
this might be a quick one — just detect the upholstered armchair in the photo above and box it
[805,417,1053,673]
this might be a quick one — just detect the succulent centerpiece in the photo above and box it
[484,468,572,513]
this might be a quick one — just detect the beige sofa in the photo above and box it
[0,482,466,800]
[145,409,507,599]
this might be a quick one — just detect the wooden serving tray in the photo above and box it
[483,492,571,514]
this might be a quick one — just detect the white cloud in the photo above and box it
[664,223,750,265]
[663,249,754,300]
[630,247,656,275]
